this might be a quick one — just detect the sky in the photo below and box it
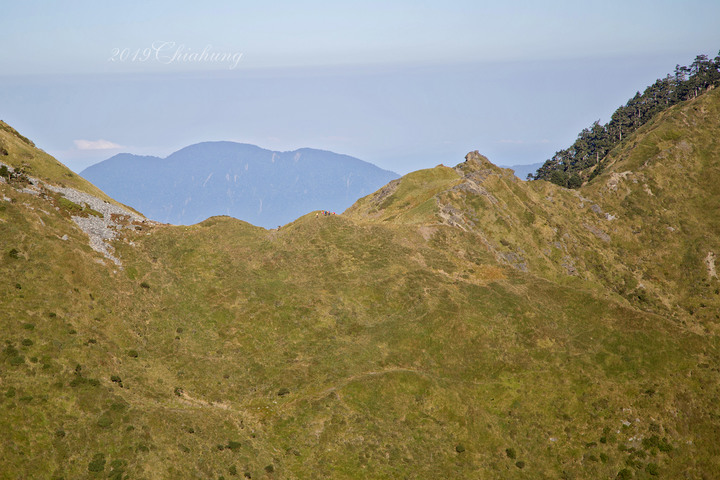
[1,0,719,174]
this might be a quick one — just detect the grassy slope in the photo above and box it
[583,86,720,323]
[1,91,720,479]
[0,120,137,211]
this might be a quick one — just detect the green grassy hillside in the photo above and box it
[0,121,121,204]
[1,90,719,479]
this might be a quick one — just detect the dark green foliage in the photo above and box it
[646,463,660,476]
[8,248,19,259]
[22,323,34,330]
[140,281,150,289]
[0,164,9,178]
[515,461,525,469]
[174,387,184,396]
[505,447,517,459]
[264,465,274,473]
[108,459,126,480]
[277,387,290,396]
[567,173,582,189]
[127,349,139,358]
[3,344,19,357]
[229,465,238,475]
[9,355,25,366]
[87,453,106,473]
[642,435,672,452]
[455,444,465,453]
[226,440,241,451]
[534,51,720,186]
[616,467,633,479]
[55,429,66,438]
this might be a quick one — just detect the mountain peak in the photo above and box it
[81,141,399,228]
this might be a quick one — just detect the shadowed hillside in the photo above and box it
[1,89,719,479]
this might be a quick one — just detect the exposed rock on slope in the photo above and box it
[1,160,147,266]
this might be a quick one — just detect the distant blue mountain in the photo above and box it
[501,162,543,180]
[81,142,399,228]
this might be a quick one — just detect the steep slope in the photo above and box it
[533,52,720,187]
[582,86,720,322]
[349,87,720,324]
[0,120,124,205]
[2,92,720,480]
[81,142,399,228]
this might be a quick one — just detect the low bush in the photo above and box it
[88,453,106,473]
[616,468,633,480]
[9,355,25,366]
[642,435,672,452]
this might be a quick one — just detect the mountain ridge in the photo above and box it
[2,87,720,478]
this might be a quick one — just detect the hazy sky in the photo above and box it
[1,1,719,173]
